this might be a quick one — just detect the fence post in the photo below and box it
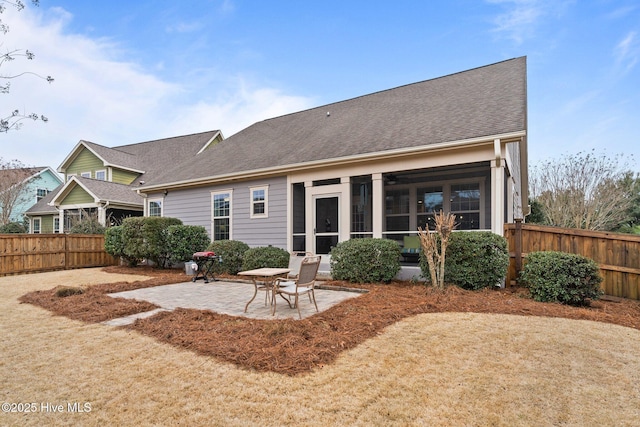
[514,218,523,283]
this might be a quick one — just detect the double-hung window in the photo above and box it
[250,185,268,218]
[212,190,232,240]
[32,218,41,234]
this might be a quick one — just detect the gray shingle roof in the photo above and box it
[150,57,526,187]
[72,130,221,186]
[25,184,61,215]
[75,177,143,206]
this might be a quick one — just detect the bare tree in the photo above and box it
[1,0,53,132]
[530,151,637,231]
[418,211,457,289]
[0,157,38,225]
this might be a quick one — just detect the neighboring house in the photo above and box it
[134,57,529,260]
[25,131,223,233]
[0,166,63,229]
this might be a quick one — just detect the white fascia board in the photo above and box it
[137,131,526,193]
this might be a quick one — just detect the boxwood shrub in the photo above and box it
[422,231,509,290]
[330,238,400,283]
[121,216,183,268]
[206,240,250,275]
[241,246,290,271]
[104,225,138,267]
[166,225,210,265]
[520,251,603,306]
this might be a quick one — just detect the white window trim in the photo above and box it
[53,217,60,234]
[211,189,233,241]
[32,217,41,234]
[249,185,268,219]
[67,173,76,182]
[95,169,106,181]
[80,171,91,178]
[147,198,163,217]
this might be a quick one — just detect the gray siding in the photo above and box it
[163,176,288,249]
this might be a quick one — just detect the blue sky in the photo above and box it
[1,0,639,172]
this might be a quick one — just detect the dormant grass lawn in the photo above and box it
[1,268,639,426]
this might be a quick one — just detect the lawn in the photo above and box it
[3,267,640,426]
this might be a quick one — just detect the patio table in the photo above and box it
[239,267,290,315]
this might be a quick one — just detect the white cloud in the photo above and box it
[614,31,639,75]
[486,0,573,44]
[0,4,313,169]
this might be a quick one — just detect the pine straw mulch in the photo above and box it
[20,266,640,376]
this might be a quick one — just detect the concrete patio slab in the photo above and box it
[104,279,364,325]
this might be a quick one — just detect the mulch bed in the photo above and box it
[20,266,640,376]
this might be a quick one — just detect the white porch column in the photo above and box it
[340,177,351,243]
[372,173,383,238]
[491,139,505,234]
[58,209,64,233]
[98,205,107,226]
[304,181,314,254]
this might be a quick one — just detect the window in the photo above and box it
[212,191,232,240]
[54,217,60,233]
[32,218,41,234]
[95,170,106,181]
[250,186,268,218]
[36,188,49,202]
[80,171,91,178]
[148,199,162,217]
[67,174,76,182]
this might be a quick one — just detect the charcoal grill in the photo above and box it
[190,251,222,283]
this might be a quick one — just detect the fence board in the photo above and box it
[504,223,640,300]
[0,234,117,276]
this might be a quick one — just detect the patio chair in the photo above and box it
[287,251,313,279]
[274,255,321,319]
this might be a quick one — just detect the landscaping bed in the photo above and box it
[20,266,640,376]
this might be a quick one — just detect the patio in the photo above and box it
[104,279,365,325]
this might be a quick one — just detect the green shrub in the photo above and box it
[104,226,134,266]
[206,240,250,275]
[330,238,401,283]
[166,225,210,265]
[429,231,509,290]
[520,251,603,306]
[122,217,147,263]
[68,218,105,234]
[121,217,183,268]
[242,246,290,271]
[0,221,27,233]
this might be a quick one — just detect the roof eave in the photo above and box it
[138,130,526,192]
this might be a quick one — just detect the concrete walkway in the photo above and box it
[103,280,365,326]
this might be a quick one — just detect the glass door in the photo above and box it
[314,195,339,254]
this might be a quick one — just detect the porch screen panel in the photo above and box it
[451,183,480,230]
[417,186,443,230]
[351,177,372,238]
[385,189,409,231]
[292,183,305,251]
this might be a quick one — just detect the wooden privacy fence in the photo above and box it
[0,234,118,276]
[504,222,640,300]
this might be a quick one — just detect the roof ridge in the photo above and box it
[258,57,525,124]
[112,129,220,150]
